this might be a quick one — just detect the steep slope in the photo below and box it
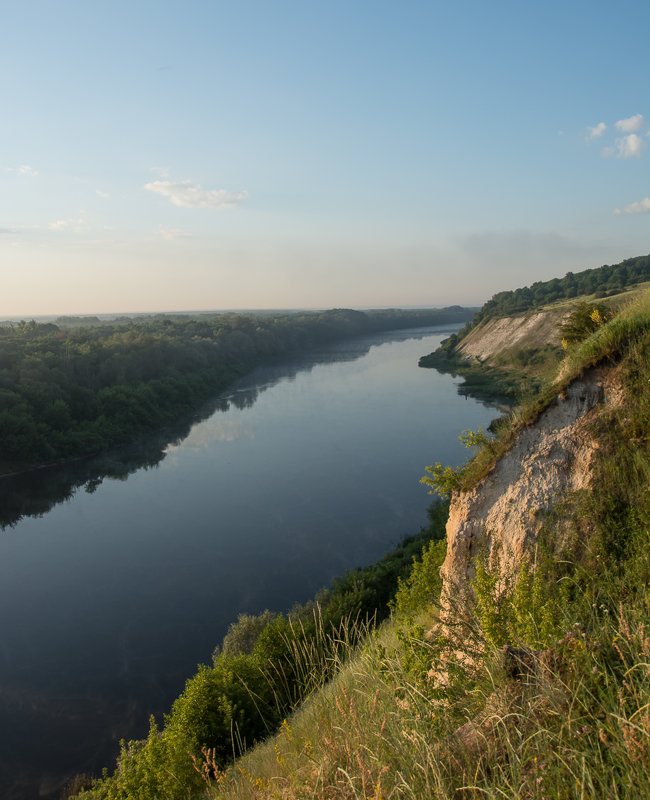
[456,306,567,361]
[442,365,615,592]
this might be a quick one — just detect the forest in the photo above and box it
[0,306,472,472]
[418,254,650,401]
[473,253,649,324]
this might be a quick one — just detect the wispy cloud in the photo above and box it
[615,114,644,132]
[49,217,88,232]
[612,133,645,158]
[158,225,192,241]
[586,121,606,139]
[96,189,109,199]
[150,166,171,179]
[601,133,646,158]
[6,164,39,176]
[144,179,248,208]
[613,197,650,215]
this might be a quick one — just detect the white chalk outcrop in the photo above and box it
[441,367,620,602]
[458,308,567,361]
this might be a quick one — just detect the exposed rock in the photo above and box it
[441,367,620,607]
[458,308,568,361]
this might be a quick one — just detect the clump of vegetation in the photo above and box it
[420,426,493,499]
[559,300,613,348]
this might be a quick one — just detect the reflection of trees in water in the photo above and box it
[0,325,458,530]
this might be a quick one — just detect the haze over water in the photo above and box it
[0,325,496,798]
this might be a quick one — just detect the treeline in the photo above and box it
[0,306,472,471]
[475,253,649,324]
[71,503,448,799]
[418,254,649,402]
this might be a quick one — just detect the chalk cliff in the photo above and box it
[440,365,622,607]
[457,307,567,362]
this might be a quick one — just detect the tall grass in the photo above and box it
[199,598,650,800]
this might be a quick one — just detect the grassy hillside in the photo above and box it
[189,291,650,800]
[419,256,650,403]
[71,292,650,798]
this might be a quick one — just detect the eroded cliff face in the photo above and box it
[458,308,567,361]
[441,366,621,605]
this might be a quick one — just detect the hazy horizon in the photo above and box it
[0,302,480,323]
[2,0,648,317]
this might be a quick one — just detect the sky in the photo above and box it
[1,0,648,316]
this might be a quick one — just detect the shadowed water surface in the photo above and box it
[0,326,497,798]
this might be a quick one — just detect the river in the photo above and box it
[0,324,497,799]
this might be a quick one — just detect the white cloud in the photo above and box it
[615,133,645,158]
[158,225,192,241]
[586,121,606,139]
[49,218,87,232]
[613,197,650,215]
[615,114,644,132]
[601,133,646,159]
[6,164,39,176]
[96,189,109,198]
[144,179,248,208]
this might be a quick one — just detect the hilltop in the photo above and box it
[419,254,650,401]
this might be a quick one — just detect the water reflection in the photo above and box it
[0,326,458,530]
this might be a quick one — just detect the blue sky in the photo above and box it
[1,0,648,316]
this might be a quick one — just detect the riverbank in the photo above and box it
[0,307,476,475]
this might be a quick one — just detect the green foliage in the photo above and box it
[419,346,528,402]
[458,426,490,449]
[74,289,650,800]
[214,611,279,660]
[475,253,649,324]
[420,462,463,499]
[390,504,448,621]
[0,306,474,472]
[420,255,649,405]
[472,557,567,651]
[560,300,613,347]
[420,427,493,499]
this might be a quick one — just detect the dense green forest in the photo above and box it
[0,306,472,472]
[473,253,649,324]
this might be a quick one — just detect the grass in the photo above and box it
[455,290,650,493]
[197,599,650,799]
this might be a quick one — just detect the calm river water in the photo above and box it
[0,325,497,798]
